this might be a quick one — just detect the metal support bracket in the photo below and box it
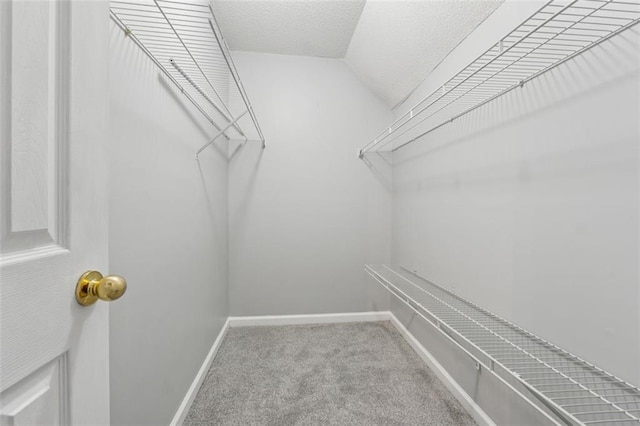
[196,109,249,157]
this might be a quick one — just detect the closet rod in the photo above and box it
[153,0,244,138]
[208,7,266,149]
[390,14,639,153]
[196,109,248,157]
[110,10,230,139]
[366,267,566,426]
[367,264,640,426]
[360,0,576,156]
[358,0,640,157]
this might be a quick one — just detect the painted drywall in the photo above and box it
[228,52,393,316]
[389,1,640,389]
[108,21,229,426]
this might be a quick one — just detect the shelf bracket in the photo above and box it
[196,109,249,157]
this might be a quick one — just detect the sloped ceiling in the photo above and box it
[346,1,502,107]
[211,0,503,108]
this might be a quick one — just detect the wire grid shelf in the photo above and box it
[110,0,265,151]
[366,264,640,425]
[359,0,640,157]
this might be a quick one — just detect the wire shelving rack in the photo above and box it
[366,265,640,425]
[358,0,640,158]
[110,0,265,155]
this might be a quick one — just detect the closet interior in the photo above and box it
[106,0,640,425]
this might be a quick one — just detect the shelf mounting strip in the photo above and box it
[359,0,640,157]
[110,0,266,155]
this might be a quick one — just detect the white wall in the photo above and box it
[390,2,640,388]
[228,52,393,316]
[108,22,229,425]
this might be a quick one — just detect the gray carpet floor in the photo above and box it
[184,321,476,425]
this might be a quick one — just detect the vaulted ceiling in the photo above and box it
[211,0,502,108]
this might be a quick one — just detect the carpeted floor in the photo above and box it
[184,321,476,425]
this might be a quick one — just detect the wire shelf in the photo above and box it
[366,264,640,425]
[110,0,265,154]
[358,0,640,157]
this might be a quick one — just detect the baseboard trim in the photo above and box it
[170,317,230,426]
[228,311,392,327]
[170,312,493,426]
[387,313,496,426]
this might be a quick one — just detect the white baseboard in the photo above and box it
[387,313,496,426]
[170,318,230,426]
[171,312,493,426]
[228,311,392,327]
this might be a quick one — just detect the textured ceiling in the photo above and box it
[210,0,366,58]
[212,0,503,108]
[346,1,503,107]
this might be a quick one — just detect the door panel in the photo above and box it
[0,1,110,424]
[0,354,68,426]
[1,0,68,257]
[1,0,73,391]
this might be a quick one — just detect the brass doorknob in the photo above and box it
[76,271,127,306]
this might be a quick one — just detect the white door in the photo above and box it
[0,1,113,424]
